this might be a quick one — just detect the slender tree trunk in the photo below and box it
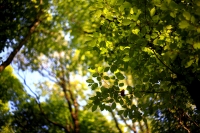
[67,75,79,133]
[59,66,79,133]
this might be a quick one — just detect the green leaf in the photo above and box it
[109,0,117,5]
[108,99,114,103]
[111,102,116,109]
[100,41,106,47]
[179,20,189,29]
[160,3,168,10]
[193,42,200,49]
[110,76,116,79]
[99,104,105,111]
[152,15,159,22]
[105,106,112,112]
[123,56,130,62]
[119,83,124,87]
[124,110,128,117]
[88,83,93,86]
[110,65,117,73]
[150,7,156,17]
[95,10,102,18]
[191,16,195,23]
[115,72,125,80]
[130,8,134,14]
[103,93,109,99]
[86,79,94,83]
[127,86,133,93]
[122,19,131,26]
[118,110,124,115]
[103,76,110,80]
[185,59,194,68]
[131,105,137,110]
[91,83,98,90]
[129,111,134,119]
[97,77,101,81]
[183,11,191,21]
[100,87,106,93]
[104,67,110,72]
[98,66,104,73]
[92,73,99,77]
[197,27,200,33]
[170,12,176,18]
[92,105,98,112]
[132,28,140,34]
[103,7,109,14]
[94,99,100,105]
[114,80,118,85]
[123,1,131,8]
[119,99,124,105]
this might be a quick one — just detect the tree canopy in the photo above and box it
[1,0,200,132]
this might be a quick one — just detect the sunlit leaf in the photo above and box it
[122,19,131,26]
[183,11,191,20]
[150,7,156,17]
[179,20,189,29]
[193,42,200,49]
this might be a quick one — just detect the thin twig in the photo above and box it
[118,111,137,133]
[151,49,176,74]
[184,113,200,128]
[110,110,123,133]
[168,108,191,133]
[17,71,70,133]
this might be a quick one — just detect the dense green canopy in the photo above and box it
[0,65,123,133]
[1,0,200,132]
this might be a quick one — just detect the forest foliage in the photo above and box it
[1,0,200,132]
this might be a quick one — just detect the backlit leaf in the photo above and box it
[150,7,156,17]
[179,20,189,29]
[123,19,131,26]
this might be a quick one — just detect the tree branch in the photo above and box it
[17,71,70,133]
[168,108,191,133]
[0,17,41,72]
[110,110,123,133]
[118,112,137,133]
[58,63,79,133]
[66,73,79,133]
[151,49,176,74]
